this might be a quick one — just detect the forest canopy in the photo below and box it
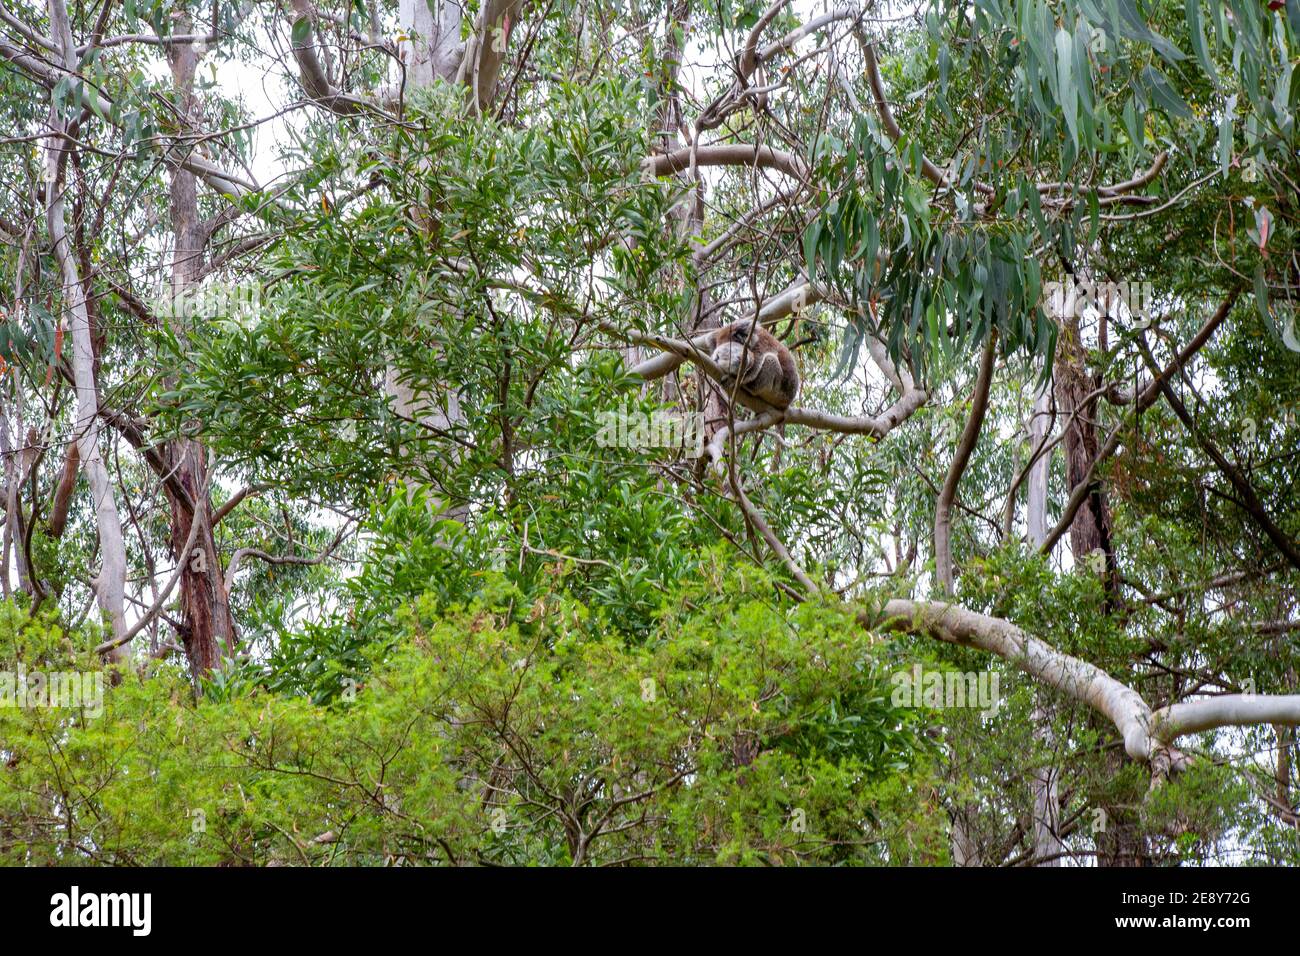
[1,0,1299,865]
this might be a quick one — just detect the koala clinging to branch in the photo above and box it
[710,319,800,410]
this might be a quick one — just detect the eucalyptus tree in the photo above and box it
[2,0,1299,865]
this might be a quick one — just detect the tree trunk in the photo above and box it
[45,0,129,661]
[1053,283,1145,866]
[1055,313,1117,597]
[386,0,471,518]
[1025,387,1064,864]
[163,19,238,679]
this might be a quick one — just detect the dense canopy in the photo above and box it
[1,0,1299,865]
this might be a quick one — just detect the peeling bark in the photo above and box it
[162,19,238,679]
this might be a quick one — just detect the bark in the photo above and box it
[1054,283,1134,863]
[1054,313,1116,596]
[1028,705,1063,867]
[950,808,982,866]
[875,599,1300,767]
[1038,288,1239,554]
[1025,388,1063,866]
[45,0,128,660]
[2,419,20,597]
[1026,389,1051,547]
[458,0,525,112]
[934,331,996,594]
[162,16,238,679]
[642,144,807,182]
[44,441,79,538]
[383,0,472,518]
[165,440,234,678]
[3,219,37,597]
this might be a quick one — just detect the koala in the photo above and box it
[709,319,800,410]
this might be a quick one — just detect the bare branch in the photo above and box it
[287,0,379,116]
[934,331,997,593]
[94,497,204,656]
[1137,335,1300,572]
[212,483,274,526]
[642,143,808,182]
[729,472,820,596]
[1039,289,1241,554]
[861,39,955,191]
[224,524,350,594]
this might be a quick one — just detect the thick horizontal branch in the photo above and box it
[783,392,927,437]
[1037,151,1168,197]
[1155,695,1300,740]
[877,599,1158,761]
[76,32,218,55]
[875,599,1300,776]
[628,329,718,380]
[642,144,807,182]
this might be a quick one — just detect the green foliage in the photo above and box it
[3,0,1298,868]
[0,574,941,866]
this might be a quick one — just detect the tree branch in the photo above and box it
[224,524,350,594]
[1137,336,1300,572]
[1039,289,1241,554]
[934,330,997,593]
[642,143,808,182]
[874,599,1300,777]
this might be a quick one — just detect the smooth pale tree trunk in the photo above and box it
[1,392,32,598]
[2,225,38,599]
[951,814,981,866]
[398,0,464,85]
[1026,387,1064,865]
[389,0,470,520]
[44,0,128,661]
[1,416,13,598]
[1027,389,1050,546]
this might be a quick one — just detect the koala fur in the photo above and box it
[709,319,799,410]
